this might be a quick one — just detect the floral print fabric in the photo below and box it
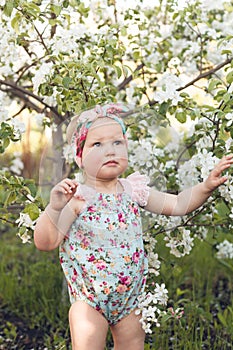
[59,172,150,325]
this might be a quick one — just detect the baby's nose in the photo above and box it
[104,142,115,155]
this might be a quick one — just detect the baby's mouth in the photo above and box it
[103,160,118,166]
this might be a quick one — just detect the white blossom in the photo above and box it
[225,113,233,128]
[51,25,87,55]
[216,240,233,259]
[154,73,184,106]
[177,156,200,189]
[16,213,37,230]
[201,0,226,11]
[154,283,168,305]
[10,154,24,175]
[148,252,161,276]
[32,62,54,93]
[125,81,138,106]
[11,118,26,136]
[164,228,194,257]
[63,144,75,164]
[17,230,32,244]
[0,91,10,123]
[197,149,218,181]
[218,178,233,203]
[136,284,168,333]
[35,113,46,127]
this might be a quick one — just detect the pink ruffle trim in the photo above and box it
[73,171,150,208]
[73,184,96,202]
[126,171,150,207]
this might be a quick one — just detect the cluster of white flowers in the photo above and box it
[154,73,184,106]
[125,81,138,107]
[144,213,195,258]
[32,62,54,94]
[225,113,233,129]
[176,156,200,189]
[128,138,159,176]
[164,228,194,258]
[135,283,168,333]
[10,118,26,139]
[0,23,22,78]
[148,252,161,276]
[16,213,37,244]
[63,144,75,164]
[0,91,10,122]
[10,153,24,175]
[216,240,233,259]
[218,177,233,204]
[136,283,184,333]
[225,136,233,152]
[51,25,87,56]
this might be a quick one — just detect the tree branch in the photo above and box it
[176,56,233,91]
[117,63,145,90]
[0,79,63,123]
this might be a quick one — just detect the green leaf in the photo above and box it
[4,191,16,207]
[51,4,62,16]
[175,111,186,123]
[216,202,230,218]
[24,2,41,18]
[24,203,40,221]
[62,76,71,89]
[221,49,232,55]
[113,65,122,79]
[132,51,140,60]
[11,14,21,33]
[207,78,221,92]
[226,71,233,84]
[0,137,10,153]
[120,27,127,36]
[159,102,169,115]
[3,0,14,17]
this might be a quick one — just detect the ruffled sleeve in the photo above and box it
[121,171,150,207]
[73,184,96,212]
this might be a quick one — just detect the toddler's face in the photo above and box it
[80,118,128,181]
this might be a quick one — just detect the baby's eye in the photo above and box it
[113,140,123,146]
[93,142,101,147]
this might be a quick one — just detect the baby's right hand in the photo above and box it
[49,178,78,211]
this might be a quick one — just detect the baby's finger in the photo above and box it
[60,178,78,194]
[214,157,232,174]
[225,153,233,160]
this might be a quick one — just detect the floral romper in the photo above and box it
[59,172,150,325]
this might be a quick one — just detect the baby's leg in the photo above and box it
[110,310,145,350]
[69,301,109,350]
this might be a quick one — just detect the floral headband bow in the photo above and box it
[71,103,128,166]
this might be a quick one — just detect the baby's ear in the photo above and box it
[75,156,83,168]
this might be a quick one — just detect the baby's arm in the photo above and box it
[145,154,233,216]
[34,178,82,251]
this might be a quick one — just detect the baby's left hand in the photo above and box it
[204,154,233,192]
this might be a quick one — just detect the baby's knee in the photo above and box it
[69,302,96,334]
[69,301,108,347]
[111,312,145,349]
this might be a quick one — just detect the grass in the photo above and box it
[0,227,233,349]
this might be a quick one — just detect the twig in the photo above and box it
[176,57,233,91]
